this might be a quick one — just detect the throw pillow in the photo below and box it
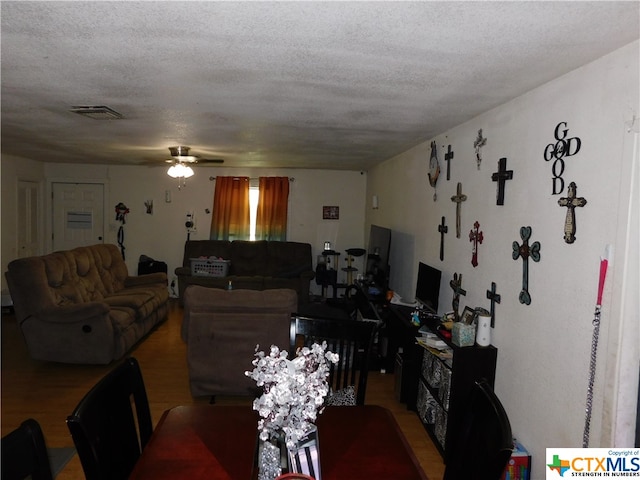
[325,385,356,406]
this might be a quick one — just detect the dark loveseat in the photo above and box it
[5,244,169,364]
[175,240,315,305]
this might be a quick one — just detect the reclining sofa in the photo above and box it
[182,286,297,398]
[5,244,169,364]
[175,240,315,305]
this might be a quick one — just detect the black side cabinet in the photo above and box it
[388,305,497,460]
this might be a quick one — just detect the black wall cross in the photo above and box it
[512,226,541,305]
[449,272,467,321]
[451,182,467,238]
[486,282,501,327]
[558,181,587,244]
[469,221,483,268]
[491,157,513,206]
[438,216,448,261]
[445,144,454,181]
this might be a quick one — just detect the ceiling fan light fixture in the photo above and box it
[167,163,194,178]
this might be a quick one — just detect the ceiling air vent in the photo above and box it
[69,105,123,120]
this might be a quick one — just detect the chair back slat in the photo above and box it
[66,357,152,480]
[290,315,376,405]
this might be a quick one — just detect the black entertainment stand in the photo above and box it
[387,304,498,459]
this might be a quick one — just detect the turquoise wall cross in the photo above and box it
[512,226,541,305]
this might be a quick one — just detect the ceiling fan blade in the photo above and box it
[196,158,225,164]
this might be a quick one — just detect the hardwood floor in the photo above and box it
[1,300,445,480]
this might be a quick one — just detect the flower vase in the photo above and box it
[257,432,288,480]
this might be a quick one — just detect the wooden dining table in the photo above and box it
[129,404,428,480]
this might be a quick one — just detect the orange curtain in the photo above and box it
[255,177,289,241]
[209,177,250,240]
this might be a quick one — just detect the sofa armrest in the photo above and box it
[175,266,191,276]
[34,302,110,324]
[124,272,167,287]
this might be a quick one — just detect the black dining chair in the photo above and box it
[1,418,55,480]
[290,315,376,406]
[443,378,514,480]
[66,357,153,480]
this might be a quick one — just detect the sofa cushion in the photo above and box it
[230,241,268,275]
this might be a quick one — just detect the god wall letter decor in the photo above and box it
[469,221,483,268]
[512,226,541,305]
[450,182,467,238]
[558,181,587,244]
[543,121,582,195]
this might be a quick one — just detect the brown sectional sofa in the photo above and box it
[5,244,169,364]
[175,240,315,305]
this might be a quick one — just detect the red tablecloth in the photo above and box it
[129,405,427,480]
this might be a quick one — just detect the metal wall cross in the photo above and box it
[469,221,483,268]
[558,181,587,244]
[449,272,467,321]
[450,182,467,238]
[486,282,501,327]
[444,144,454,181]
[491,157,513,205]
[438,216,448,261]
[512,226,541,305]
[474,129,487,170]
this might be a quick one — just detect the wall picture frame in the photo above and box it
[322,206,339,220]
[461,306,476,325]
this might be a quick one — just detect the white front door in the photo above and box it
[16,180,41,258]
[52,182,105,251]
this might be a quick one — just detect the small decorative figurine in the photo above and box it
[428,141,440,201]
[473,129,487,170]
[512,226,541,305]
[438,216,448,261]
[469,221,484,268]
[491,157,513,206]
[450,182,467,238]
[558,181,587,244]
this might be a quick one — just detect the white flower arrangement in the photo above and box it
[246,342,339,449]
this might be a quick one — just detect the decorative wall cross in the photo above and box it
[491,157,513,206]
[558,181,587,244]
[428,141,440,201]
[450,182,467,238]
[512,226,541,305]
[438,216,448,261]
[469,221,484,268]
[474,129,487,170]
[449,272,467,321]
[444,144,454,181]
[486,282,501,327]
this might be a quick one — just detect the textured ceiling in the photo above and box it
[1,1,639,171]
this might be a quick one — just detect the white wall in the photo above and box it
[1,162,367,296]
[366,41,639,478]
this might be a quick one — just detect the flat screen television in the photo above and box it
[365,224,391,290]
[415,262,442,313]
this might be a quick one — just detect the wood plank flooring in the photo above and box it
[1,300,445,479]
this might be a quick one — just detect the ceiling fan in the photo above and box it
[165,146,224,165]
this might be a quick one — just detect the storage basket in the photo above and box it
[190,258,230,277]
